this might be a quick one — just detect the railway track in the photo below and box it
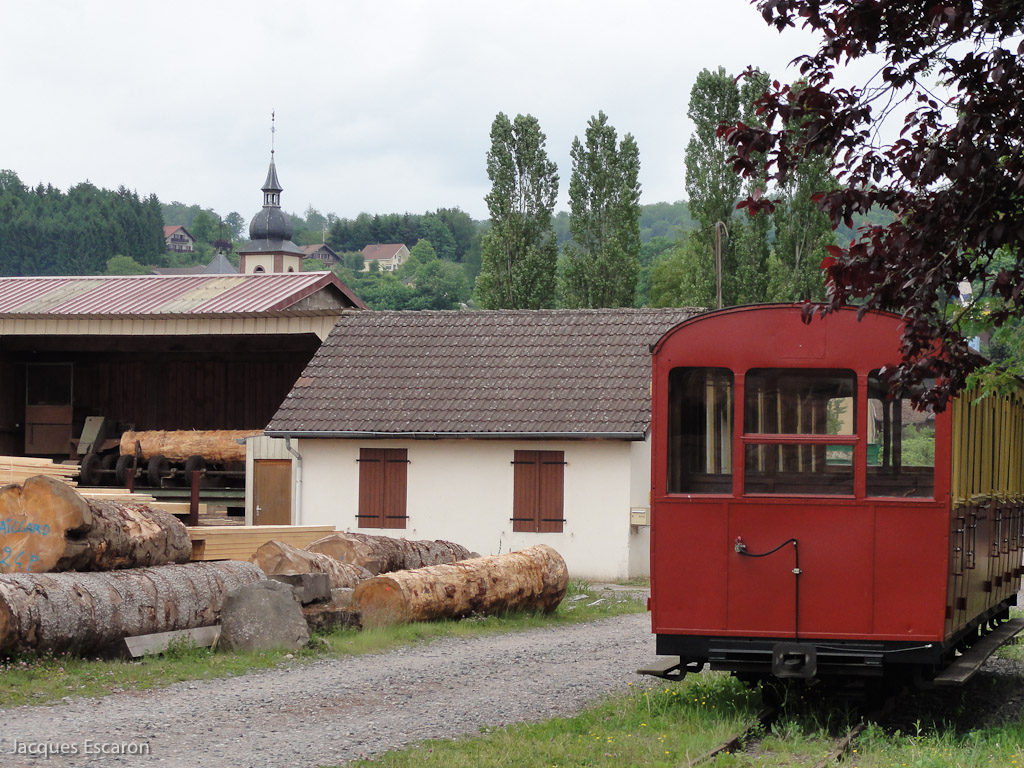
[684,710,867,768]
[682,708,777,767]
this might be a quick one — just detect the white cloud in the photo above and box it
[1,0,844,223]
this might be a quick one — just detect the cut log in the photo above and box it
[352,544,568,628]
[252,540,370,589]
[0,475,192,574]
[0,560,264,654]
[119,430,262,464]
[306,531,478,575]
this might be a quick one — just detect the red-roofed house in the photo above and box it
[361,243,409,272]
[163,225,196,253]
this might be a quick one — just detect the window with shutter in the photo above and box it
[511,450,565,533]
[357,448,408,529]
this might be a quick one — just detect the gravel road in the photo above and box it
[0,612,655,768]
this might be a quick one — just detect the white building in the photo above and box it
[257,308,698,580]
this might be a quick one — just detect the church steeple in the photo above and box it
[262,111,283,208]
[237,111,305,274]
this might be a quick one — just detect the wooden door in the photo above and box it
[253,459,292,525]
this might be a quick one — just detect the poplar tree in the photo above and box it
[683,67,742,307]
[475,113,559,309]
[561,111,642,308]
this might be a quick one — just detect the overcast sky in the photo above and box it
[3,0,837,224]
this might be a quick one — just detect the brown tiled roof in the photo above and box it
[267,308,700,438]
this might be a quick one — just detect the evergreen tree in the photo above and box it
[561,111,642,308]
[475,113,559,309]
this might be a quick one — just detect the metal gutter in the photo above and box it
[265,430,646,441]
[283,437,303,526]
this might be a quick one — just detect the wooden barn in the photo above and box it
[0,272,363,467]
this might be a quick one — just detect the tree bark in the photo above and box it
[252,540,370,589]
[0,561,264,654]
[352,544,568,628]
[306,531,477,575]
[119,430,262,464]
[0,475,192,574]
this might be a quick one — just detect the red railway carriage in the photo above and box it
[648,305,1024,684]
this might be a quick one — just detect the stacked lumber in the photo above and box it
[120,430,262,463]
[186,525,336,562]
[353,544,569,627]
[0,456,78,487]
[0,475,192,573]
[306,531,477,575]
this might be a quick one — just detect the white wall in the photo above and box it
[294,437,651,581]
[628,438,652,578]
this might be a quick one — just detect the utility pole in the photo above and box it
[714,221,728,310]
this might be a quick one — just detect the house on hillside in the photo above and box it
[360,243,409,272]
[163,225,196,253]
[301,243,341,267]
[260,307,700,580]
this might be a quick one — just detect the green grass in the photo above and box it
[0,578,645,708]
[334,678,1024,768]
[341,674,760,768]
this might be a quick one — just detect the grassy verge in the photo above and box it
[337,672,1024,768]
[341,674,760,768]
[0,578,645,708]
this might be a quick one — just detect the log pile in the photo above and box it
[352,544,568,627]
[252,540,370,589]
[0,561,264,654]
[306,531,477,575]
[0,475,191,574]
[0,474,265,656]
[119,430,262,464]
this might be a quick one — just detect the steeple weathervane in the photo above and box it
[270,109,276,161]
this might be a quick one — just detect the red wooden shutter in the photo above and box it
[357,448,384,528]
[382,449,408,529]
[512,450,564,533]
[513,450,539,532]
[538,452,565,533]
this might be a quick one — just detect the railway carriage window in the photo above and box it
[667,368,733,494]
[866,371,935,498]
[743,369,856,495]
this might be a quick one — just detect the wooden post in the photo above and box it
[188,470,200,527]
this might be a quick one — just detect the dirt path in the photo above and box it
[0,613,655,767]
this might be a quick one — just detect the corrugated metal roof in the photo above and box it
[0,272,365,316]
